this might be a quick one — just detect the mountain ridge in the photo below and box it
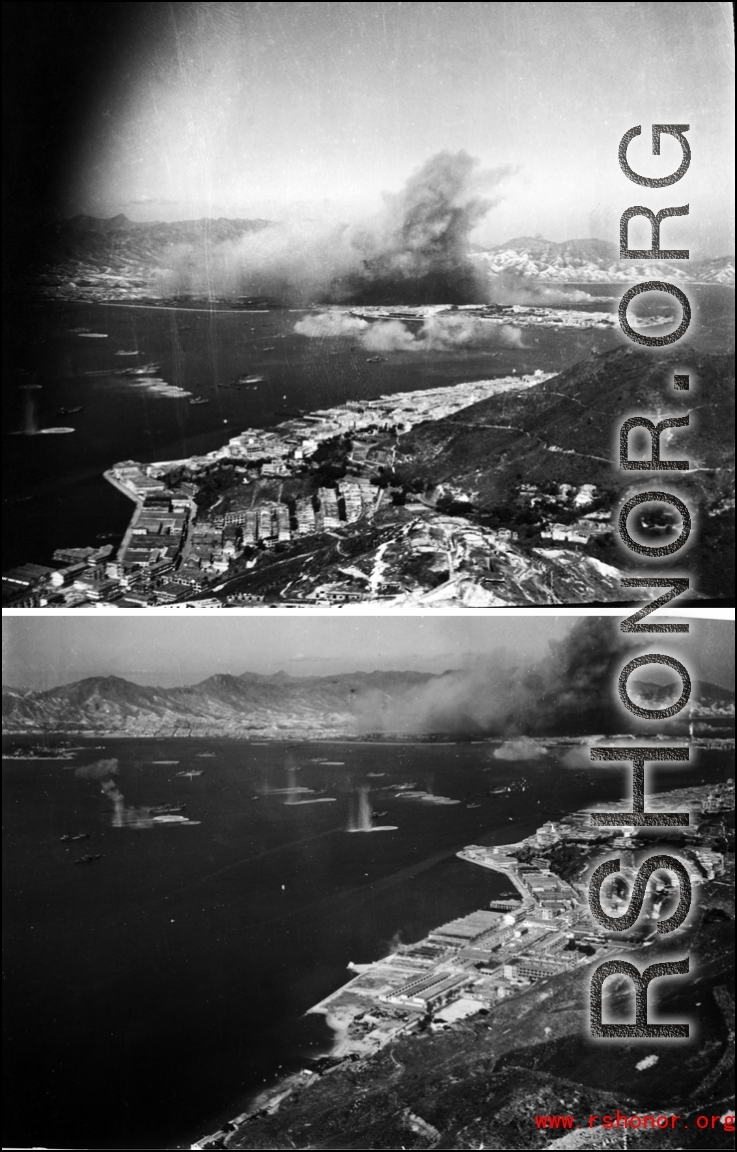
[474,236,734,285]
[3,668,732,739]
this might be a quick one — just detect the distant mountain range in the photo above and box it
[32,217,734,293]
[2,670,436,739]
[473,236,734,285]
[2,670,732,740]
[36,213,270,274]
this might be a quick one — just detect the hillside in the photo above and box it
[389,344,734,596]
[2,670,430,739]
[397,345,733,499]
[29,221,735,305]
[218,914,735,1150]
[3,667,732,740]
[473,236,735,285]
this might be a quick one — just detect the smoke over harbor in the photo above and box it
[293,309,524,351]
[153,151,513,306]
[4,618,703,742]
[349,618,658,738]
[74,758,119,780]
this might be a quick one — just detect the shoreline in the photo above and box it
[4,732,728,745]
[188,776,734,1151]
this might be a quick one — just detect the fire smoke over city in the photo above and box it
[350,618,659,738]
[155,151,512,305]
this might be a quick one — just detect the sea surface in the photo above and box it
[4,286,732,569]
[2,736,731,1149]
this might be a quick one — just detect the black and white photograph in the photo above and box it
[2,2,734,608]
[2,613,735,1148]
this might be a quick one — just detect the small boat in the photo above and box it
[57,406,83,415]
[239,374,266,385]
[71,832,90,841]
[466,803,481,809]
[176,769,203,778]
[189,397,211,405]
[366,356,384,363]
[74,854,102,864]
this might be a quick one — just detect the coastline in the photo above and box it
[188,775,734,1149]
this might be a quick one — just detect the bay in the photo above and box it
[6,286,731,570]
[2,735,731,1149]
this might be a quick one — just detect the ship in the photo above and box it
[189,397,211,405]
[176,769,203,778]
[119,363,162,377]
[74,854,102,864]
[238,374,266,385]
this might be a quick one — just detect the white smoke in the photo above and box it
[75,757,119,779]
[493,738,547,761]
[152,151,514,304]
[295,310,524,352]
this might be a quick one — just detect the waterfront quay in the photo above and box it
[5,370,619,610]
[301,782,732,1063]
[191,780,732,1149]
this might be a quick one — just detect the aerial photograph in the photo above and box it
[2,613,735,1149]
[3,2,734,608]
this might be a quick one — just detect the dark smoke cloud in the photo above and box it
[154,151,512,305]
[74,757,119,779]
[339,151,512,304]
[350,619,658,738]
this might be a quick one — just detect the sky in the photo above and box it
[5,1,735,256]
[3,615,734,691]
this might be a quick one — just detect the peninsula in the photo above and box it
[191,779,735,1150]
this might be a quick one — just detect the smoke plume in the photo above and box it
[294,310,524,351]
[340,150,511,304]
[351,619,663,738]
[74,757,119,780]
[100,778,153,828]
[488,270,618,307]
[154,151,511,305]
[493,738,547,761]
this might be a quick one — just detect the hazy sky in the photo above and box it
[3,615,734,691]
[9,1,734,255]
